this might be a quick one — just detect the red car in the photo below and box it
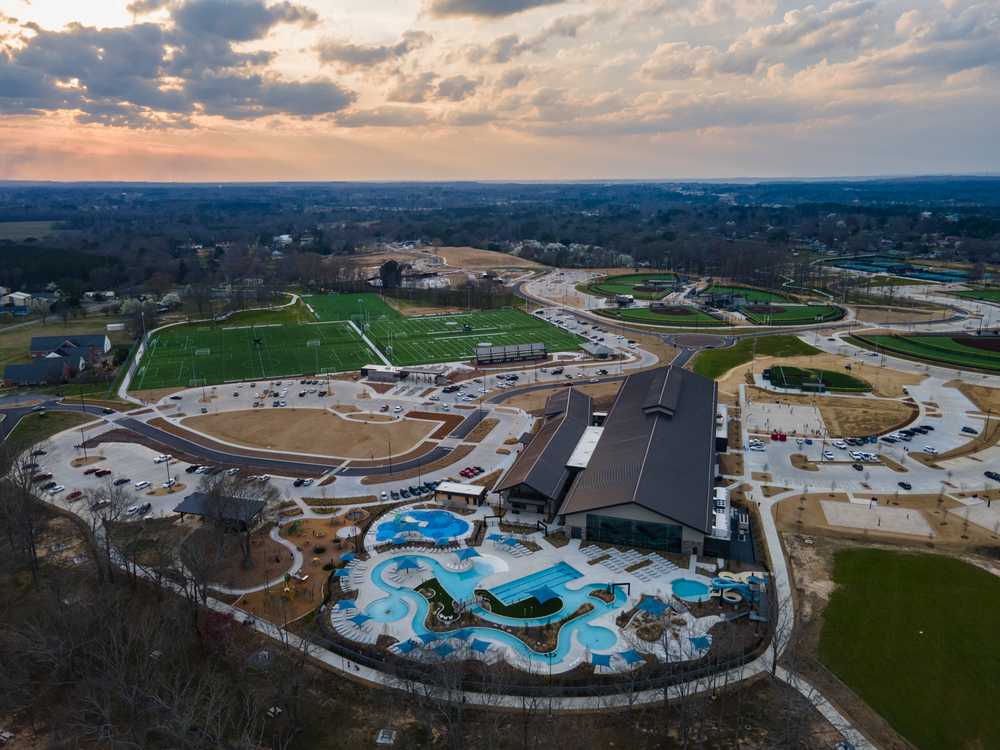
[32,473,53,483]
[84,467,99,475]
[66,490,83,502]
[94,469,112,477]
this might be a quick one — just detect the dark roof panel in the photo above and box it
[558,365,716,532]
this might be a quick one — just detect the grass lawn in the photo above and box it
[596,306,724,327]
[768,365,871,392]
[691,335,819,379]
[953,287,1000,303]
[302,292,397,323]
[849,334,1000,372]
[585,272,677,300]
[741,304,844,325]
[703,284,791,303]
[220,298,310,325]
[819,549,1000,750]
[5,411,96,456]
[865,276,932,287]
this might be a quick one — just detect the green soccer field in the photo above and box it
[302,292,398,323]
[368,308,583,365]
[130,320,378,390]
[596,306,724,327]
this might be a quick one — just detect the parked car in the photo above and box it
[113,477,130,486]
[84,467,99,475]
[162,478,177,489]
[185,465,200,473]
[153,454,170,464]
[95,469,112,477]
[852,463,864,471]
[134,480,151,490]
[898,482,912,490]
[225,467,240,476]
[66,490,83,501]
[48,485,65,495]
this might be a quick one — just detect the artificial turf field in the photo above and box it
[132,293,582,388]
[703,284,790,303]
[131,320,377,389]
[819,549,1000,750]
[953,287,1000,303]
[768,365,870,392]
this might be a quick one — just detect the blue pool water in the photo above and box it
[375,510,470,544]
[576,624,617,650]
[367,555,627,665]
[490,561,583,605]
[366,593,411,622]
[672,578,712,603]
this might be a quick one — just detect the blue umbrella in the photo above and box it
[348,614,371,627]
[455,547,480,561]
[334,599,356,610]
[471,638,491,653]
[435,643,455,658]
[529,586,559,605]
[501,537,519,547]
[334,569,350,577]
[690,635,711,651]
[394,557,421,572]
[591,653,611,667]
[619,649,644,665]
[340,552,355,563]
[397,640,417,654]
[486,533,503,542]
[451,629,472,641]
[418,632,440,644]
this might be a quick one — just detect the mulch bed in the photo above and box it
[405,410,464,439]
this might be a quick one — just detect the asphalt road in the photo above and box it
[0,398,110,443]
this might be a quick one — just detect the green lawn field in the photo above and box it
[819,550,1000,750]
[132,293,582,387]
[849,334,1000,372]
[691,336,819,379]
[768,365,870,392]
[131,320,377,389]
[741,304,844,325]
[953,287,1000,303]
[596,306,724,327]
[703,284,791,303]
[368,308,582,366]
[585,272,677,300]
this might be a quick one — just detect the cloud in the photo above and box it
[316,30,432,70]
[630,0,777,27]
[495,66,529,89]
[2,4,353,128]
[335,106,431,127]
[437,74,478,101]
[171,0,317,42]
[126,0,172,14]
[388,72,437,103]
[464,12,593,64]
[426,0,566,20]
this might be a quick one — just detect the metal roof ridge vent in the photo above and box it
[642,365,681,417]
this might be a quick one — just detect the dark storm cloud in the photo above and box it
[427,0,566,19]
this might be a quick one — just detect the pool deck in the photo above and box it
[344,507,722,673]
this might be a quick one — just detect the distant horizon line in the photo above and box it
[2,173,1000,187]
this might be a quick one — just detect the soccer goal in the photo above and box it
[195,348,211,357]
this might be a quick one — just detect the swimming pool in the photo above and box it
[374,510,470,544]
[672,578,712,603]
[366,555,627,667]
[489,561,583,605]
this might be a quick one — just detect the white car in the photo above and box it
[162,478,177,489]
[832,440,847,449]
[225,467,240,476]
[134,480,150,490]
[301,478,313,487]
[823,451,834,460]
[749,444,766,452]
[394,406,403,413]
[48,485,65,495]
[258,474,271,482]
[924,446,938,455]
[153,454,170,464]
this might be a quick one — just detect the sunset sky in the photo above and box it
[0,0,997,181]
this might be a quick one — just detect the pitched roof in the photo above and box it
[3,358,69,385]
[173,492,266,524]
[30,334,107,353]
[557,365,717,533]
[496,388,591,500]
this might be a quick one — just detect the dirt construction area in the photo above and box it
[716,352,924,400]
[747,387,916,437]
[436,245,542,269]
[181,408,436,458]
[501,380,623,414]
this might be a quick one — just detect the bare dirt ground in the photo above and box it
[131,385,185,403]
[184,524,294,590]
[717,352,923,400]
[747,387,916,437]
[775,492,1000,548]
[718,453,744,476]
[383,296,466,316]
[501,380,623,414]
[437,245,543,269]
[465,417,498,443]
[950,380,1000,413]
[852,305,943,324]
[181,408,434,458]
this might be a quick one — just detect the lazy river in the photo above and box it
[363,555,628,667]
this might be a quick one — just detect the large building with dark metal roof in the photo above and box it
[498,365,728,556]
[557,365,727,556]
[495,388,593,517]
